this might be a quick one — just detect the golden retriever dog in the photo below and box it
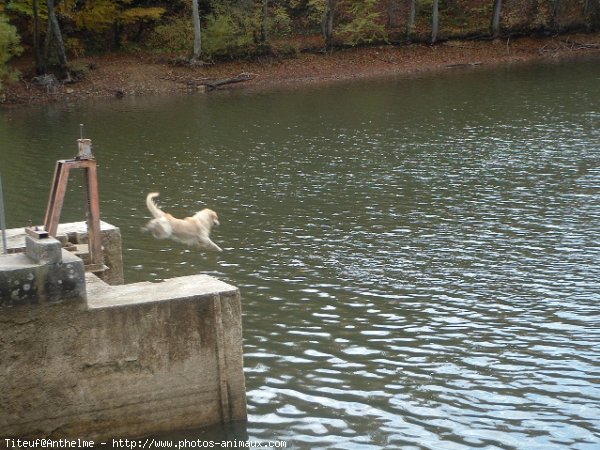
[144,192,222,252]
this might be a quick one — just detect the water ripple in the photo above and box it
[2,59,600,449]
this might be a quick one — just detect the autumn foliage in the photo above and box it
[1,0,600,90]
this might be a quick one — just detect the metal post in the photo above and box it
[43,131,104,270]
[0,168,8,254]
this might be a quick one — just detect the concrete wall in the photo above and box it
[1,274,246,440]
[0,239,85,306]
[0,224,246,440]
[3,221,124,286]
[56,222,124,286]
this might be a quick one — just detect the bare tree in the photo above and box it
[387,0,399,27]
[262,0,269,42]
[583,0,600,30]
[322,0,337,49]
[550,0,561,30]
[44,0,70,80]
[192,0,202,61]
[407,0,416,39]
[32,0,42,74]
[431,0,439,43]
[491,0,502,38]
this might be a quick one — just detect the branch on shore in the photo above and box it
[445,62,482,69]
[201,72,255,91]
[539,39,600,55]
[161,72,210,86]
[161,72,254,91]
[563,40,600,49]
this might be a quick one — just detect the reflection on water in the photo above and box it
[2,58,600,449]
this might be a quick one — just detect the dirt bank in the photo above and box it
[2,33,600,105]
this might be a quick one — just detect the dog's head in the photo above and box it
[207,209,220,227]
[195,208,220,228]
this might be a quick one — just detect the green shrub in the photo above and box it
[66,37,86,58]
[68,61,93,81]
[203,11,264,59]
[147,17,194,54]
[203,13,245,57]
[0,14,23,92]
[147,5,282,60]
[276,42,298,58]
[338,0,387,46]
[270,6,293,37]
[148,13,254,59]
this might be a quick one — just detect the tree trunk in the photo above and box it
[584,0,600,30]
[262,0,269,43]
[192,0,202,60]
[42,14,53,74]
[112,21,123,50]
[490,0,502,38]
[431,0,439,43]
[387,0,398,27]
[583,0,592,17]
[583,0,595,29]
[33,0,42,74]
[202,72,254,91]
[46,0,70,80]
[530,0,540,29]
[407,0,416,39]
[551,0,561,30]
[322,0,337,49]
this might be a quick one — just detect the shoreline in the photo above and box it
[2,32,600,106]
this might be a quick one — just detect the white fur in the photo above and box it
[144,192,222,252]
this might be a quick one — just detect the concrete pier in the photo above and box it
[3,221,124,286]
[0,222,246,440]
[0,236,85,306]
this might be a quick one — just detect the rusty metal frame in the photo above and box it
[44,158,103,267]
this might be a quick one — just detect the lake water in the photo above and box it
[1,57,600,449]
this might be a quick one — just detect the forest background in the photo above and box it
[1,0,600,99]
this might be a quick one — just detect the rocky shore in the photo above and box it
[2,33,600,106]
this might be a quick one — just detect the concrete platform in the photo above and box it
[85,272,238,309]
[4,221,124,285]
[0,222,246,440]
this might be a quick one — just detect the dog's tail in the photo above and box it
[146,192,164,219]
